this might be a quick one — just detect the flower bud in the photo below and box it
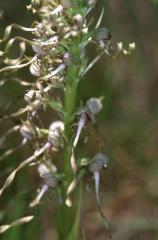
[38,164,47,175]
[73,14,83,26]
[24,90,35,103]
[89,153,109,172]
[48,121,64,150]
[86,97,103,115]
[96,28,111,42]
[42,36,59,46]
[70,30,79,38]
[43,172,57,187]
[27,0,42,12]
[24,90,42,111]
[31,0,43,10]
[58,22,64,32]
[63,53,72,66]
[20,124,36,140]
[31,99,41,111]
[30,60,41,77]
[38,162,57,175]
[82,25,88,34]
[50,5,64,16]
[37,163,57,187]
[32,43,48,56]
[24,90,41,103]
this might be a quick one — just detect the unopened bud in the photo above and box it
[30,60,41,77]
[38,163,57,187]
[63,53,72,66]
[24,90,41,103]
[25,90,42,111]
[70,30,79,38]
[38,164,49,176]
[27,0,42,12]
[73,14,83,26]
[86,97,103,115]
[43,172,57,187]
[48,121,64,150]
[32,44,48,56]
[89,153,109,172]
[42,36,59,46]
[31,0,43,9]
[82,25,88,34]
[96,28,111,42]
[20,124,36,140]
[25,90,35,103]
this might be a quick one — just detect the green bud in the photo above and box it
[96,28,111,42]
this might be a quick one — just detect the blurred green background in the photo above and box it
[0,0,158,239]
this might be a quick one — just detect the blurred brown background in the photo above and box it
[0,0,158,239]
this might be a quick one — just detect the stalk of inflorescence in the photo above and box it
[59,46,82,240]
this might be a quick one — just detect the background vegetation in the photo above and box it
[0,0,158,239]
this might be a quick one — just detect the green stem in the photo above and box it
[56,55,82,240]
